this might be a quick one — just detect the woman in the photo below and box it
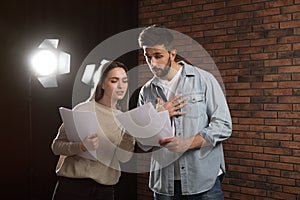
[51,60,135,200]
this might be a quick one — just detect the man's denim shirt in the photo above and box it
[137,61,232,196]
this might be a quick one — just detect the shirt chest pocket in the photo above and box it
[184,93,205,118]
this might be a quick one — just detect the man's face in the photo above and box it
[143,45,171,78]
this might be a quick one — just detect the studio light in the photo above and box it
[81,64,96,85]
[30,39,71,87]
[81,59,110,86]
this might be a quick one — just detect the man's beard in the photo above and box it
[152,56,171,78]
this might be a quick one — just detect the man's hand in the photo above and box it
[81,133,99,151]
[156,94,187,117]
[159,135,205,153]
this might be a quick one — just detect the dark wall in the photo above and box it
[0,0,138,199]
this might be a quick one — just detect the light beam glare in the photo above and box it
[31,49,57,76]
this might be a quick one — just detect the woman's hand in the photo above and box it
[80,134,99,151]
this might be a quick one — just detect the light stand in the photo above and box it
[28,39,70,198]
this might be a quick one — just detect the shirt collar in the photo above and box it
[151,61,195,86]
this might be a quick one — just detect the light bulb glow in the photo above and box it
[31,50,57,76]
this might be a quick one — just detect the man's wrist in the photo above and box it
[188,135,205,150]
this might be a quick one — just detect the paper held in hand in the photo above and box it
[115,102,173,146]
[59,107,97,160]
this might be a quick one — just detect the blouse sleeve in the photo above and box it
[51,124,83,156]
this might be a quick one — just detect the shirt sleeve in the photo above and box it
[51,124,82,156]
[199,73,232,147]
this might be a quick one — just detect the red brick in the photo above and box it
[251,82,278,89]
[264,88,292,95]
[251,38,277,46]
[265,133,293,141]
[240,173,267,182]
[227,151,253,159]
[266,0,294,7]
[239,118,264,125]
[283,186,300,194]
[229,95,252,103]
[264,147,292,155]
[250,125,277,132]
[222,184,240,193]
[171,1,190,8]
[264,104,292,111]
[266,161,294,170]
[238,89,263,96]
[264,14,292,23]
[278,81,300,88]
[282,4,300,13]
[227,164,253,173]
[250,53,276,60]
[265,59,292,66]
[293,42,300,50]
[240,3,264,12]
[240,187,267,196]
[252,111,277,118]
[239,47,263,54]
[278,112,300,120]
[215,48,238,56]
[265,119,292,126]
[278,35,300,43]
[231,193,256,200]
[254,8,280,17]
[237,131,264,139]
[181,5,202,13]
[279,96,300,103]
[240,159,265,167]
[239,145,263,153]
[264,44,292,52]
[214,20,237,29]
[281,141,300,149]
[253,167,281,176]
[253,153,279,162]
[203,2,225,10]
[293,104,300,110]
[280,20,300,28]
[280,156,300,164]
[212,35,237,42]
[251,96,277,103]
[204,29,227,37]
[268,191,296,200]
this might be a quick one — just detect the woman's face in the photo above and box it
[101,67,128,103]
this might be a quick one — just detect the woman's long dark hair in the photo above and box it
[94,61,129,111]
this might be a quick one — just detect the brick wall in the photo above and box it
[137,0,300,199]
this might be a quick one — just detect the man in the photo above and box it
[137,25,232,200]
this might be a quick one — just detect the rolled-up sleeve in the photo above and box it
[199,74,232,147]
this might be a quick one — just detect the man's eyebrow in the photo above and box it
[144,52,163,56]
